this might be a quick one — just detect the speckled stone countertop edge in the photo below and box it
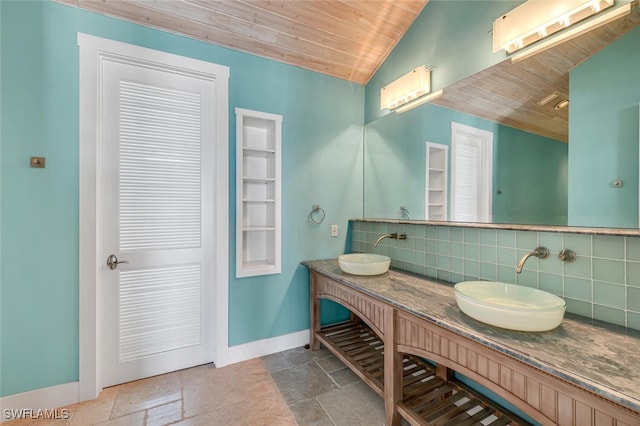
[303,259,640,414]
[351,218,640,237]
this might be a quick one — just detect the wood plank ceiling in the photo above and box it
[432,4,640,142]
[58,0,639,142]
[57,0,428,84]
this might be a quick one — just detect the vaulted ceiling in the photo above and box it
[57,0,640,142]
[57,0,428,84]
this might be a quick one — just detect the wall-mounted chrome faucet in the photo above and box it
[399,206,410,219]
[516,246,549,273]
[374,233,407,247]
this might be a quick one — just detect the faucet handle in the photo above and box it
[387,233,406,240]
[558,248,576,263]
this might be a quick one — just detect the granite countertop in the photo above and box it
[303,259,640,414]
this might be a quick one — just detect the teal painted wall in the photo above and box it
[364,103,567,225]
[1,0,80,398]
[568,25,640,228]
[364,0,520,123]
[0,0,361,397]
[493,126,568,226]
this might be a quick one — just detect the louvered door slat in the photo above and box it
[119,264,201,362]
[453,143,480,222]
[450,123,493,223]
[119,80,201,252]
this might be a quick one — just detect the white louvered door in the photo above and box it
[453,141,481,222]
[450,122,494,223]
[100,58,215,387]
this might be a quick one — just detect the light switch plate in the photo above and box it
[30,157,46,168]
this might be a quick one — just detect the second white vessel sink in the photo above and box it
[338,253,391,276]
[454,281,566,332]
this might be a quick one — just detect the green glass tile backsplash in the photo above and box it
[351,220,640,331]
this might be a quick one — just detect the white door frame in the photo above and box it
[77,33,229,401]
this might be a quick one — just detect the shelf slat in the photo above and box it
[243,199,276,203]
[243,176,276,183]
[242,260,276,270]
[243,147,275,157]
[242,227,276,231]
[317,321,529,426]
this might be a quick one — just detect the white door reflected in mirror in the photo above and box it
[450,122,494,223]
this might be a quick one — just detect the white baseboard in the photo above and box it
[0,382,79,422]
[227,329,310,365]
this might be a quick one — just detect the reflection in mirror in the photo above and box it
[364,10,640,228]
[364,105,568,225]
[449,123,493,223]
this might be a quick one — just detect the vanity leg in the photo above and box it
[310,272,321,351]
[384,308,402,426]
[436,364,454,400]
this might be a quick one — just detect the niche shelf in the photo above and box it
[425,142,448,221]
[236,108,282,278]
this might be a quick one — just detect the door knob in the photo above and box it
[107,254,129,270]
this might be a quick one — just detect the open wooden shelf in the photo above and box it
[317,321,385,397]
[318,321,529,426]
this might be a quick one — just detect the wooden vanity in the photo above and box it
[304,259,640,426]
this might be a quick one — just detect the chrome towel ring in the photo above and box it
[309,204,326,224]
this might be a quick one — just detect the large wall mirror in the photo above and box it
[364,5,640,229]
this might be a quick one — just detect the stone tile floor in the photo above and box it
[4,346,386,425]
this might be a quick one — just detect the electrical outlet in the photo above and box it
[331,224,338,237]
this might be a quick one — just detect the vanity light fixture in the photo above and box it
[554,99,570,110]
[510,2,633,63]
[537,91,561,106]
[493,0,615,55]
[380,66,432,111]
[395,89,444,114]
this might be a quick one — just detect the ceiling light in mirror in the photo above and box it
[494,0,614,54]
[380,66,431,110]
[537,91,561,106]
[510,2,633,63]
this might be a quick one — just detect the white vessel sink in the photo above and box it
[338,253,391,276]
[454,281,566,332]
